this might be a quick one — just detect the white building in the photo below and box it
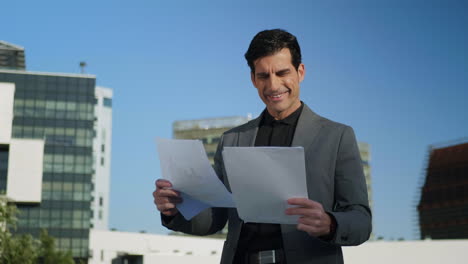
[91,86,113,230]
[89,230,223,264]
[89,229,468,264]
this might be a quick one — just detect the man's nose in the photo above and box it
[268,75,282,91]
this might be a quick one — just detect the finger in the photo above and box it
[161,208,179,216]
[154,192,180,208]
[156,188,181,198]
[298,216,321,227]
[156,196,183,204]
[297,223,320,236]
[155,195,183,206]
[285,207,320,217]
[156,179,173,189]
[287,198,321,208]
[157,202,178,212]
[168,197,183,203]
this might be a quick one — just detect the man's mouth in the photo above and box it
[267,91,289,101]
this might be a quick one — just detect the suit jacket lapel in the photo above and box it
[237,116,260,147]
[292,104,323,150]
[237,104,322,148]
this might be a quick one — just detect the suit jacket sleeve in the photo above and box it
[328,126,372,246]
[161,135,228,236]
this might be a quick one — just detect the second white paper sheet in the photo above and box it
[222,147,308,224]
[156,138,235,220]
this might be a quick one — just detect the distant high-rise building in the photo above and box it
[173,115,252,164]
[0,41,113,262]
[418,139,468,239]
[358,142,373,239]
[0,41,26,70]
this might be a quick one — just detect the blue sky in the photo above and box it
[3,0,467,240]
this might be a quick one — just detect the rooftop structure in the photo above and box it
[0,40,26,70]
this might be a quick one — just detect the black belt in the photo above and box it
[248,249,286,264]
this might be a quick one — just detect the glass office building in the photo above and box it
[0,70,95,260]
[173,115,252,164]
[0,41,26,70]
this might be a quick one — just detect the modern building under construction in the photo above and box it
[417,139,468,239]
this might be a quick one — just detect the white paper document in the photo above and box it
[222,147,308,224]
[156,138,235,220]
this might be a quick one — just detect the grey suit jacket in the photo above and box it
[162,104,372,264]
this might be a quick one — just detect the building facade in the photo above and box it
[358,142,373,239]
[418,140,468,239]
[173,115,252,164]
[91,86,113,230]
[0,41,25,70]
[0,41,113,261]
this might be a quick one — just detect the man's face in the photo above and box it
[251,48,305,120]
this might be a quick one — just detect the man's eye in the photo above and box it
[277,71,289,76]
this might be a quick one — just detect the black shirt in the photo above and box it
[235,103,304,255]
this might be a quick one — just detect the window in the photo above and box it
[99,197,103,206]
[103,97,112,108]
[0,145,9,193]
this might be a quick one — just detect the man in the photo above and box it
[153,29,371,264]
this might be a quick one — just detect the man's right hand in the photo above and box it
[153,179,183,216]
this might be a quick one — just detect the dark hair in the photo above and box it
[244,29,302,73]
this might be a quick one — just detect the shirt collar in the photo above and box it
[261,102,304,126]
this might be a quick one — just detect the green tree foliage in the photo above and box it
[1,234,38,264]
[39,229,74,264]
[0,196,75,264]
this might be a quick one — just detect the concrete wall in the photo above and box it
[343,240,468,264]
[0,82,14,144]
[89,230,223,264]
[7,138,44,203]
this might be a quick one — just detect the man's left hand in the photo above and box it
[285,198,333,237]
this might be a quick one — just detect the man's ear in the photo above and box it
[298,63,305,83]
